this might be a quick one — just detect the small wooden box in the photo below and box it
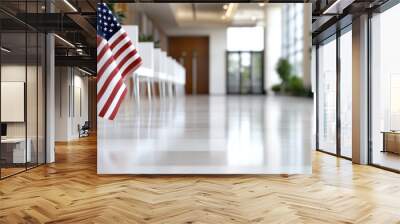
[382,132,400,154]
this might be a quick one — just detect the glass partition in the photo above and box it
[227,53,240,93]
[27,31,38,169]
[38,32,46,165]
[1,31,28,177]
[339,29,352,158]
[317,36,337,154]
[240,52,251,94]
[0,1,46,179]
[251,52,263,94]
[371,4,400,171]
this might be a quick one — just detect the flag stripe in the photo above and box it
[121,57,142,78]
[97,44,108,62]
[97,36,103,46]
[98,79,124,117]
[98,65,121,101]
[114,47,137,69]
[98,56,114,79]
[113,41,131,60]
[104,84,126,118]
[108,29,125,47]
[97,58,117,90]
[116,49,137,72]
[110,32,128,50]
[108,87,128,120]
[110,35,129,54]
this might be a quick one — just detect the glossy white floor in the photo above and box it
[98,95,314,174]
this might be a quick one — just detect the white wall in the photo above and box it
[1,64,47,164]
[55,67,68,141]
[264,5,282,92]
[1,65,42,137]
[55,67,89,141]
[167,28,227,95]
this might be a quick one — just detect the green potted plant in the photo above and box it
[139,34,154,42]
[271,58,313,97]
[275,58,292,93]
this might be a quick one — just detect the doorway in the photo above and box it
[168,36,209,95]
[226,51,264,94]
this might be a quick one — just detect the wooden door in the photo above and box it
[168,36,209,95]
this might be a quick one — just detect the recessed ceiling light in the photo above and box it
[322,0,345,14]
[224,3,235,18]
[223,4,229,10]
[78,67,94,76]
[1,47,11,53]
[259,3,265,7]
[63,0,78,12]
[54,34,75,48]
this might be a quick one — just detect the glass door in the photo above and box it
[317,36,337,155]
[227,51,264,94]
[227,53,240,93]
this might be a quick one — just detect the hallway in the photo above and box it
[98,96,313,174]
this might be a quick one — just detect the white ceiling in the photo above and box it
[136,3,266,32]
[135,4,178,31]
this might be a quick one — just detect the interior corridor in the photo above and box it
[98,96,313,174]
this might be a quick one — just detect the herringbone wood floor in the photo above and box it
[1,135,400,224]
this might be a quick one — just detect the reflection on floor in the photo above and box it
[373,151,400,171]
[0,167,25,178]
[98,96,313,174]
[1,162,44,179]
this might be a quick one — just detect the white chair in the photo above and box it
[173,61,181,96]
[158,51,168,98]
[122,25,139,48]
[166,57,176,97]
[175,63,186,96]
[153,48,165,98]
[136,42,154,101]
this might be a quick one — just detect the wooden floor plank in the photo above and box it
[0,135,400,223]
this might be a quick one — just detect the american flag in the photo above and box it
[97,3,142,120]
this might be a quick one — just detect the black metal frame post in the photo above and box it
[0,22,2,179]
[315,45,319,151]
[367,10,373,166]
[336,26,341,157]
[25,1,28,172]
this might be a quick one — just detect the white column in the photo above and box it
[303,4,312,88]
[264,5,282,92]
[46,33,55,163]
[352,14,369,164]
